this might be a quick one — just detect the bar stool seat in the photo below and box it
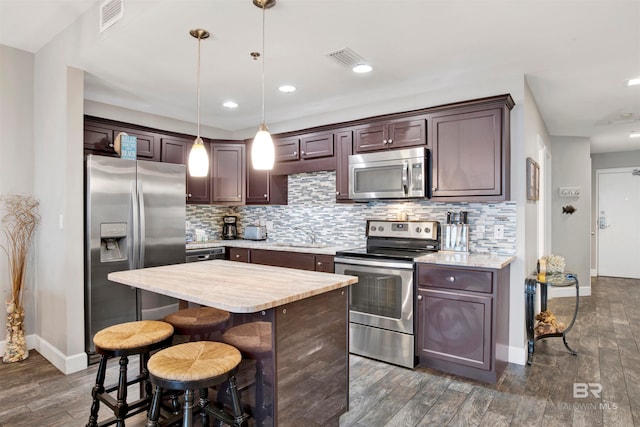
[164,307,230,341]
[146,341,249,427]
[222,322,272,426]
[87,320,174,427]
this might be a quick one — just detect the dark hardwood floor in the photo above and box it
[1,276,638,427]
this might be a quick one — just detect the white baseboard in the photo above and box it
[508,344,526,365]
[591,269,597,277]
[0,334,87,374]
[548,286,591,298]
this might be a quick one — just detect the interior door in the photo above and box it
[597,168,640,278]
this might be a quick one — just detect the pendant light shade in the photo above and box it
[252,0,276,170]
[252,123,275,170]
[188,28,210,177]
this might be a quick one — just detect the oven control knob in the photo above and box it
[378,226,384,232]
[425,227,431,233]
[415,227,422,233]
[370,226,376,232]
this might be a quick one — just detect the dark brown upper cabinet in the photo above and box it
[211,143,245,205]
[334,130,353,202]
[84,121,116,156]
[160,136,210,204]
[246,139,288,205]
[113,127,160,162]
[273,131,337,175]
[430,95,513,202]
[354,117,427,153]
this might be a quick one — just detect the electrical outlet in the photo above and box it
[559,187,582,197]
[266,221,274,232]
[494,225,504,239]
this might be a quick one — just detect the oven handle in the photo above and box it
[334,257,414,270]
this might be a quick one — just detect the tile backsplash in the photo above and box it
[187,170,516,255]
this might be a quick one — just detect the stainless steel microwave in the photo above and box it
[348,147,428,200]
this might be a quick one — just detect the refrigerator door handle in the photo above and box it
[131,180,141,269]
[138,179,146,268]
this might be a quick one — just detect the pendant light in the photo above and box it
[251,0,276,170]
[188,28,210,177]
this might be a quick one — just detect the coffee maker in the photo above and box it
[222,216,238,240]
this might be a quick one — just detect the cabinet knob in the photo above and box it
[187,193,192,198]
[432,187,437,192]
[264,194,268,198]
[235,254,241,259]
[417,295,423,301]
[336,191,340,195]
[388,139,393,144]
[301,150,305,155]
[447,276,456,282]
[237,195,241,198]
[293,151,297,156]
[383,139,388,144]
[108,142,114,148]
[317,262,322,267]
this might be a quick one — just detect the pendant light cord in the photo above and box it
[196,35,202,139]
[261,4,266,126]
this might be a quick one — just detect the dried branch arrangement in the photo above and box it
[0,194,40,311]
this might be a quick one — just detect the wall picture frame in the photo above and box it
[527,157,540,201]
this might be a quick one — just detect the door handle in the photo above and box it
[402,161,409,195]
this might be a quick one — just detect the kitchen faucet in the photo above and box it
[294,226,317,244]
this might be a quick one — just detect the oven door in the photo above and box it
[334,257,414,334]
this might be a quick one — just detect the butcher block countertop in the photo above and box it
[108,260,358,313]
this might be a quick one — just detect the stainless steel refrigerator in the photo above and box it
[84,154,186,363]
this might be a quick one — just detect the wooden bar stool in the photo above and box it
[222,321,272,426]
[87,320,174,427]
[164,307,230,342]
[146,341,249,427]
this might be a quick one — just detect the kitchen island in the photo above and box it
[108,260,358,426]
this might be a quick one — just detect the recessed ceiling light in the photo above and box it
[624,77,640,87]
[278,85,296,93]
[223,101,238,109]
[630,131,640,138]
[352,63,373,74]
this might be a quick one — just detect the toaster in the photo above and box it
[243,225,267,241]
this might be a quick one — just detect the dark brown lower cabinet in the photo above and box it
[228,247,334,272]
[416,264,510,384]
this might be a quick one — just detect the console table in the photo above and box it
[525,272,579,365]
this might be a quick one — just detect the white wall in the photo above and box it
[0,45,36,344]
[551,136,592,295]
[590,150,640,271]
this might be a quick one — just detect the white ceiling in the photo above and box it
[1,0,639,154]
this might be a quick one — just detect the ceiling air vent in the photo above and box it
[100,0,124,33]
[326,47,368,68]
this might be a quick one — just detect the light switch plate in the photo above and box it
[559,186,582,197]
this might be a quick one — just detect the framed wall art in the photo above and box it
[527,157,540,201]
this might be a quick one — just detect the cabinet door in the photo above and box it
[161,137,187,164]
[416,287,492,370]
[229,247,250,263]
[300,131,334,159]
[114,127,159,161]
[246,167,288,205]
[84,122,116,155]
[212,144,245,204]
[387,118,427,149]
[274,136,300,162]
[314,255,334,272]
[335,130,353,201]
[251,249,316,271]
[185,140,211,204]
[354,122,387,153]
[431,108,504,199]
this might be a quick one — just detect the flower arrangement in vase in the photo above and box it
[0,194,39,363]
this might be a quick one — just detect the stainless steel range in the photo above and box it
[334,219,440,368]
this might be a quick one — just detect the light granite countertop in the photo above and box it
[415,252,515,269]
[186,239,356,255]
[108,260,358,313]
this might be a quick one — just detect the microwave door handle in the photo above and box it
[402,161,409,195]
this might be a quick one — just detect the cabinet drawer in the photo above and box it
[229,248,250,263]
[417,265,493,293]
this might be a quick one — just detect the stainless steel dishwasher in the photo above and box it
[186,247,226,262]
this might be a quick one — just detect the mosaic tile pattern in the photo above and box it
[187,171,516,255]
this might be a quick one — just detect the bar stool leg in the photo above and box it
[115,356,130,427]
[199,387,210,426]
[86,356,108,427]
[228,376,248,427]
[183,389,194,427]
[146,385,162,427]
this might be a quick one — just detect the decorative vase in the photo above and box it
[3,301,28,363]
